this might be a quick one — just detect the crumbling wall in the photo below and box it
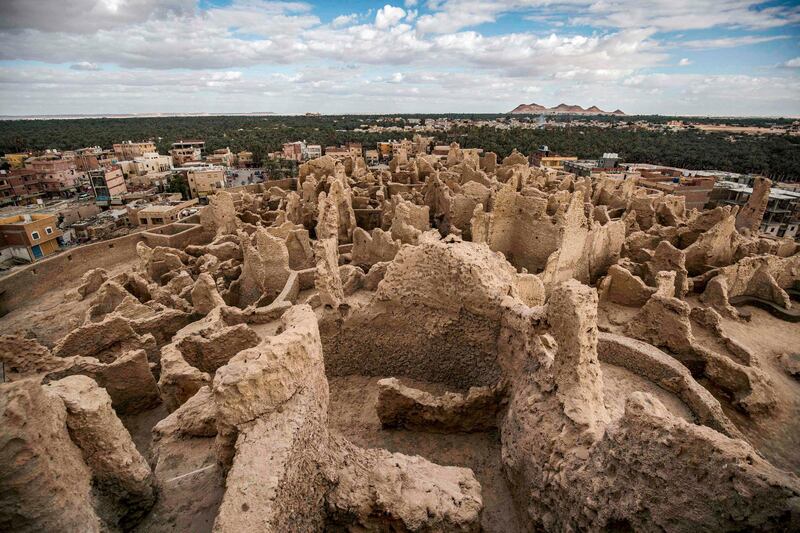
[475,183,622,287]
[473,178,558,273]
[735,176,771,233]
[212,304,485,532]
[320,240,525,388]
[376,377,504,432]
[0,231,148,314]
[498,281,800,531]
[0,379,101,532]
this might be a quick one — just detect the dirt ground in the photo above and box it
[600,362,695,422]
[717,304,800,473]
[0,259,137,346]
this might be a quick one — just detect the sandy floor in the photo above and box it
[716,304,800,473]
[600,362,695,422]
[0,259,137,346]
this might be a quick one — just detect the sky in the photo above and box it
[0,0,799,116]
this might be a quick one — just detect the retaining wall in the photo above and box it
[0,221,209,315]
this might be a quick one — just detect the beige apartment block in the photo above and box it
[137,198,199,226]
[113,141,157,161]
[187,167,226,198]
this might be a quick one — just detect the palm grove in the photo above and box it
[1,114,797,181]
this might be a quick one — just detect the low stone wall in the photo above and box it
[226,178,296,195]
[597,332,740,438]
[141,223,206,249]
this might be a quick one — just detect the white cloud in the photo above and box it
[678,58,692,66]
[416,0,800,33]
[375,5,406,30]
[0,0,195,33]
[2,66,796,117]
[416,4,499,34]
[682,35,790,50]
[69,61,100,71]
[331,13,358,28]
[0,0,797,116]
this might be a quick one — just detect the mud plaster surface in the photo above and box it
[601,297,800,474]
[327,375,522,533]
[714,304,800,473]
[0,259,137,346]
[600,362,694,422]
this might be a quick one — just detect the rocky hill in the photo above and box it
[510,102,625,115]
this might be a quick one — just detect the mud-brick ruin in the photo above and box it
[2,142,800,532]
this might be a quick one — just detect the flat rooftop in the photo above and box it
[139,205,178,213]
[0,213,56,225]
[716,180,800,200]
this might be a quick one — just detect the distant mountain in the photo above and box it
[509,102,625,115]
[509,103,547,114]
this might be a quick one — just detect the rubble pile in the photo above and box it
[1,145,799,532]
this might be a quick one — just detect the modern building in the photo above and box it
[207,148,236,167]
[377,142,394,160]
[0,169,43,205]
[710,179,800,239]
[278,141,322,162]
[137,198,199,226]
[170,147,201,167]
[126,170,173,190]
[629,167,717,211]
[0,174,13,205]
[89,167,127,207]
[172,140,205,152]
[186,166,225,198]
[133,152,173,175]
[305,145,322,160]
[564,157,623,177]
[73,147,109,172]
[281,141,304,161]
[345,142,363,158]
[640,175,716,211]
[24,156,82,196]
[530,146,578,170]
[2,153,30,169]
[113,141,157,161]
[237,151,254,167]
[0,213,62,262]
[0,156,83,205]
[71,209,132,241]
[391,139,413,158]
[324,146,350,159]
[170,140,205,166]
